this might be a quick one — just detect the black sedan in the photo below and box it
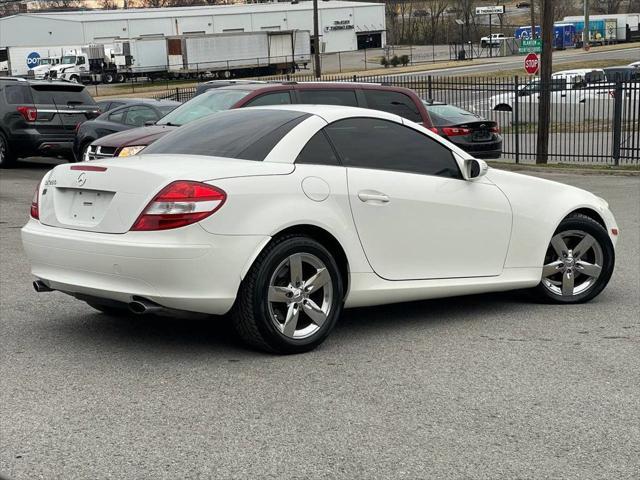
[73,99,180,161]
[424,100,502,159]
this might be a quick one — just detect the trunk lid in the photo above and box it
[39,154,294,234]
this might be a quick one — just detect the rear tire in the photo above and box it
[532,213,614,304]
[232,235,344,354]
[0,132,16,168]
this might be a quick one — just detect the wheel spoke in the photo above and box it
[302,299,327,327]
[282,303,300,337]
[268,286,291,303]
[551,235,569,258]
[575,260,602,278]
[574,234,596,260]
[304,268,330,294]
[542,260,564,278]
[289,254,303,286]
[562,270,575,296]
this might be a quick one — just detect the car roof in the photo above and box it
[245,104,403,123]
[215,82,411,93]
[100,98,180,106]
[0,77,85,88]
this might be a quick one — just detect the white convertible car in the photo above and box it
[22,105,618,353]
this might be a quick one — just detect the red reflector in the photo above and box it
[611,228,619,236]
[131,181,227,231]
[17,106,37,122]
[70,165,107,172]
[441,127,472,137]
[30,179,42,220]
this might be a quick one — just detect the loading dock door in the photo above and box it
[357,32,382,49]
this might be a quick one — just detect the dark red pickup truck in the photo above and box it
[83,82,435,160]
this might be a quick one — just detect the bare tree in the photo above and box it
[97,0,120,8]
[594,0,624,14]
[425,0,450,44]
[35,0,83,9]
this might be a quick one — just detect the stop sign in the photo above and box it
[524,53,539,75]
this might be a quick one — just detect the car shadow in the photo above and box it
[51,290,532,356]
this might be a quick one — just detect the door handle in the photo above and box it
[358,190,389,204]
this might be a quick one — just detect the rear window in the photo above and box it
[29,85,95,106]
[363,90,422,123]
[424,103,481,126]
[142,109,310,161]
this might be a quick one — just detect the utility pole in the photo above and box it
[530,0,535,38]
[583,0,590,49]
[313,0,321,78]
[536,0,554,164]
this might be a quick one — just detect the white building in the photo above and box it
[0,2,386,53]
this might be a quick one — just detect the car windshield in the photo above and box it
[156,89,250,127]
[61,56,76,65]
[424,103,479,125]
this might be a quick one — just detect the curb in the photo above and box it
[488,161,640,176]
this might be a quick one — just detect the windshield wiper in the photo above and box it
[159,122,181,127]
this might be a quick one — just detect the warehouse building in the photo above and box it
[0,2,386,53]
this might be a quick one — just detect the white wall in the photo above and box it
[0,16,85,47]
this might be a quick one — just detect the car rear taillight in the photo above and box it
[490,125,501,134]
[30,180,41,219]
[17,106,37,122]
[441,127,472,137]
[130,181,226,231]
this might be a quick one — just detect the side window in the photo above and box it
[109,108,126,124]
[123,106,158,127]
[325,118,461,179]
[296,131,340,166]
[76,57,86,66]
[298,89,358,106]
[3,84,30,104]
[244,91,291,107]
[363,90,422,123]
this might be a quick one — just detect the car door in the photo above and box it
[324,117,512,280]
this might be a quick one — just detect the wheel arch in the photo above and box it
[241,224,350,298]
[565,207,606,229]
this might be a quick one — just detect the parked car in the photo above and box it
[602,66,639,82]
[94,97,161,113]
[413,9,430,17]
[629,61,640,69]
[74,99,180,161]
[0,77,99,167]
[481,33,506,48]
[23,105,618,353]
[85,82,435,160]
[424,101,502,159]
[516,2,531,8]
[194,79,267,97]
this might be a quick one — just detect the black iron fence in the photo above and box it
[154,74,640,165]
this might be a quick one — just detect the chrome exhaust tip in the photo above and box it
[128,298,163,315]
[33,280,53,293]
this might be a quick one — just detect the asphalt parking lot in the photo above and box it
[1,161,639,479]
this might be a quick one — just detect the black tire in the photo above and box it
[533,213,615,304]
[232,235,344,354]
[0,132,16,168]
[494,104,512,112]
[104,73,114,84]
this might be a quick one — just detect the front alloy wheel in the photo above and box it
[535,214,614,303]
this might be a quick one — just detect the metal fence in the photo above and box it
[154,74,640,165]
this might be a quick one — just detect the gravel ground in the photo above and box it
[1,161,638,480]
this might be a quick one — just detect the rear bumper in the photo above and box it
[10,130,74,158]
[21,219,269,315]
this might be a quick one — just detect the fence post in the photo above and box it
[427,75,433,100]
[175,88,179,102]
[364,48,367,71]
[514,75,520,164]
[612,80,623,166]
[338,51,342,73]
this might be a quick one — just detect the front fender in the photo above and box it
[486,168,618,269]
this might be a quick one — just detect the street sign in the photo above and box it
[524,53,539,75]
[519,38,542,54]
[475,5,505,15]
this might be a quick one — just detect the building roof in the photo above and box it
[3,2,382,23]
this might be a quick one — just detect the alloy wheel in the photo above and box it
[267,252,333,339]
[541,229,603,297]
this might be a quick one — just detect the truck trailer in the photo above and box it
[0,45,81,77]
[515,24,576,49]
[563,13,640,42]
[166,30,311,78]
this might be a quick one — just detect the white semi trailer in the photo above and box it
[0,45,81,77]
[166,30,311,78]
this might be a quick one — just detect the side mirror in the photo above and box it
[465,158,488,180]
[144,120,156,126]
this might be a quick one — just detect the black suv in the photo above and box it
[0,78,99,167]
